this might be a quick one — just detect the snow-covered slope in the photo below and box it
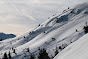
[0,2,88,59]
[54,32,88,59]
[54,3,88,59]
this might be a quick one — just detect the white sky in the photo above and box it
[0,0,87,35]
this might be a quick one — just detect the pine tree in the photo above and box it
[13,49,16,53]
[38,49,50,59]
[8,51,11,59]
[3,52,8,59]
[27,48,30,52]
[83,26,88,34]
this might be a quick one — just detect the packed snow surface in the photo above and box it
[54,33,88,59]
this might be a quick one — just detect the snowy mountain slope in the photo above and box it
[54,33,88,59]
[0,0,87,35]
[54,3,88,59]
[0,2,88,59]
